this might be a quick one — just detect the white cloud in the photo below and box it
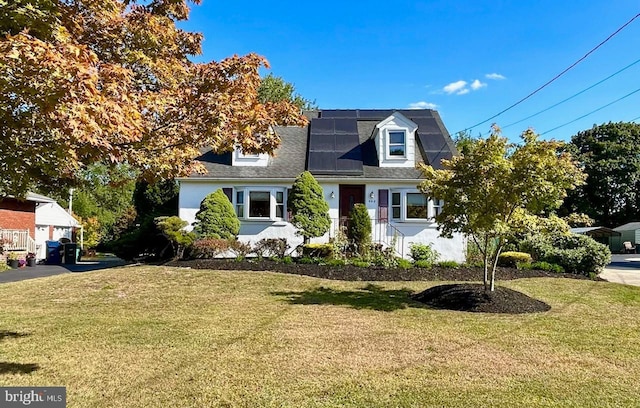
[443,80,468,95]
[470,79,487,90]
[408,101,438,109]
[485,73,506,80]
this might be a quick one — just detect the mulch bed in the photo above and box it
[166,258,591,282]
[411,283,551,314]
[165,259,595,314]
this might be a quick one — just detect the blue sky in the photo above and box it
[181,1,640,141]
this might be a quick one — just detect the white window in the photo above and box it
[234,187,286,220]
[406,193,428,219]
[432,198,444,216]
[237,150,259,158]
[388,130,406,157]
[390,190,442,222]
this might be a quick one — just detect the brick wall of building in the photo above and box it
[0,198,36,238]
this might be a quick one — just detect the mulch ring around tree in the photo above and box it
[412,284,551,314]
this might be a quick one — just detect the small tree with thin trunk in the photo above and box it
[419,126,585,291]
[287,171,330,244]
[193,189,240,240]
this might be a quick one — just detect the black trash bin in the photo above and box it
[45,241,62,265]
[63,243,77,265]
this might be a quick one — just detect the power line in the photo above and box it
[631,115,640,122]
[500,57,640,131]
[457,12,640,134]
[540,87,640,135]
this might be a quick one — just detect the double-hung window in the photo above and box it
[390,190,442,222]
[234,187,286,220]
[388,131,406,157]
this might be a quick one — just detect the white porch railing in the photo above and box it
[1,229,36,254]
[328,218,405,258]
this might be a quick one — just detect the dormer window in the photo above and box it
[237,150,259,159]
[232,147,269,167]
[374,112,417,168]
[388,131,406,157]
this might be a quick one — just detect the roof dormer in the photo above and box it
[231,148,269,167]
[374,112,418,168]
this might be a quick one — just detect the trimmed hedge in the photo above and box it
[520,234,611,276]
[497,251,532,268]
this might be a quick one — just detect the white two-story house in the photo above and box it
[178,109,465,261]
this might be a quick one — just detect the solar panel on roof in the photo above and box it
[333,118,358,134]
[308,152,336,172]
[357,110,393,120]
[320,110,358,118]
[310,118,335,134]
[413,117,442,134]
[418,132,448,152]
[309,134,335,151]
[308,117,363,175]
[401,109,433,119]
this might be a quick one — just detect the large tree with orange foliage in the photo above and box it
[0,0,305,196]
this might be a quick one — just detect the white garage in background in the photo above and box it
[35,200,82,260]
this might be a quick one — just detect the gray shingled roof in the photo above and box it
[190,109,456,181]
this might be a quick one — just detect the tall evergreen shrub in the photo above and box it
[288,171,331,243]
[193,189,240,239]
[347,203,371,255]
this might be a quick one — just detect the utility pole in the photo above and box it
[68,188,75,214]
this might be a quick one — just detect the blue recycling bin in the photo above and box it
[45,240,62,265]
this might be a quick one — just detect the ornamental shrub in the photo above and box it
[497,251,532,267]
[437,260,460,268]
[288,171,331,243]
[520,233,611,276]
[347,204,371,256]
[193,189,240,239]
[254,238,289,259]
[190,238,234,259]
[413,260,433,269]
[396,259,413,269]
[409,242,440,264]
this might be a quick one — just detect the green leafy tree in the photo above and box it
[155,216,194,259]
[287,171,330,244]
[193,189,240,239]
[561,122,640,226]
[419,126,585,291]
[54,163,137,244]
[258,73,317,111]
[347,203,371,256]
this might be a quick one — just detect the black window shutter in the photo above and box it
[222,188,233,202]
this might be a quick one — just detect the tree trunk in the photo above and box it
[483,239,489,290]
[489,245,504,292]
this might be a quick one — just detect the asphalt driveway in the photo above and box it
[599,254,640,287]
[0,257,127,284]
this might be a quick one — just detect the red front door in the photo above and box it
[339,185,365,225]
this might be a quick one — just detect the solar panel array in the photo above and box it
[320,109,435,120]
[307,118,363,175]
[412,117,453,169]
[309,110,454,172]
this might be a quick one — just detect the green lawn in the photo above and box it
[1,266,640,407]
